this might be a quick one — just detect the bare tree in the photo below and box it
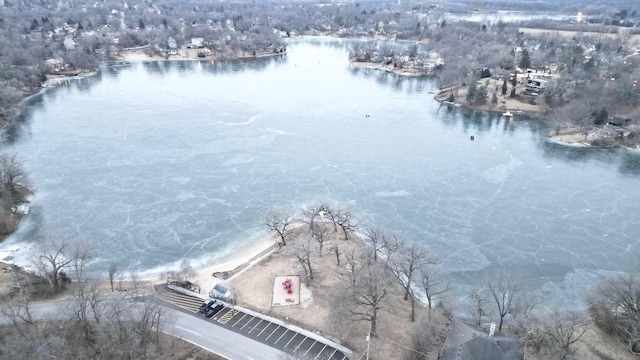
[363,226,389,261]
[511,289,537,322]
[326,207,358,240]
[1,286,35,335]
[527,308,588,359]
[329,243,341,266]
[299,203,328,233]
[31,235,75,290]
[0,153,34,207]
[289,237,315,284]
[587,275,640,346]
[413,310,448,360]
[469,288,490,326]
[487,276,520,332]
[389,241,431,301]
[108,263,118,292]
[388,241,433,322]
[264,210,295,246]
[177,259,196,284]
[348,261,390,335]
[311,223,329,256]
[545,309,588,359]
[509,290,539,337]
[419,264,450,320]
[381,233,402,260]
[70,236,95,283]
[337,248,370,296]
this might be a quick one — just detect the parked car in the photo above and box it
[204,303,224,318]
[199,299,216,313]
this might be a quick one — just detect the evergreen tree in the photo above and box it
[519,48,531,70]
[492,92,498,105]
[466,81,477,103]
[502,78,508,95]
[476,86,488,104]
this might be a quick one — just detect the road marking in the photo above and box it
[257,322,271,337]
[276,330,292,346]
[218,309,238,324]
[313,344,327,360]
[303,340,317,356]
[240,316,256,331]
[326,348,338,360]
[232,313,248,327]
[283,333,304,348]
[159,296,201,313]
[293,335,307,352]
[266,325,281,341]
[248,318,264,334]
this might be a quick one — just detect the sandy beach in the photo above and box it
[0,232,279,298]
[189,235,279,295]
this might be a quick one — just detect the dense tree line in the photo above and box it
[0,154,33,238]
[0,0,638,130]
[588,274,640,354]
[0,235,220,359]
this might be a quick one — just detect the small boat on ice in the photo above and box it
[503,111,513,117]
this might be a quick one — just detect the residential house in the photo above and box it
[45,58,65,72]
[191,37,205,48]
[167,37,178,55]
[63,36,76,50]
[608,114,632,126]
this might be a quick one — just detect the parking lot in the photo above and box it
[157,290,349,360]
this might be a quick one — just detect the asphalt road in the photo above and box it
[1,298,287,360]
[166,307,286,360]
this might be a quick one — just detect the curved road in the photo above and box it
[166,307,286,359]
[2,299,287,360]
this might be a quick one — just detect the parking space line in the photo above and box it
[218,309,238,324]
[326,348,338,360]
[239,316,256,331]
[161,295,201,305]
[293,335,307,352]
[160,298,201,313]
[248,319,264,334]
[274,328,289,344]
[257,322,271,337]
[217,308,232,317]
[266,325,281,341]
[313,344,328,360]
[232,313,249,327]
[166,299,200,307]
[283,333,300,348]
[303,340,317,356]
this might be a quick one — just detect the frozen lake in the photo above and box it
[1,37,639,307]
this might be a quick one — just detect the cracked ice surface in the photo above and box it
[1,38,640,307]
